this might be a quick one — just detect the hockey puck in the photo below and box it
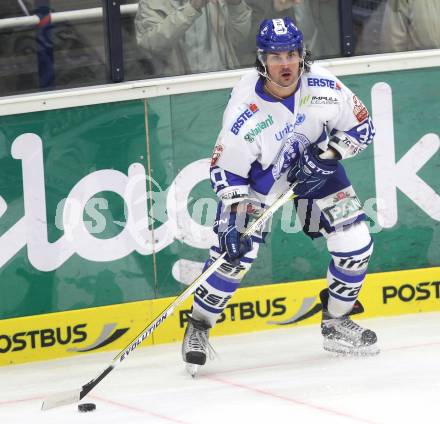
[78,403,96,412]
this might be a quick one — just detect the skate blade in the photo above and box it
[323,339,380,357]
[185,363,200,378]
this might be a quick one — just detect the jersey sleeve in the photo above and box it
[209,102,261,205]
[327,79,375,160]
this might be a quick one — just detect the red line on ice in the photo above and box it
[206,374,380,424]
[0,396,42,405]
[90,394,192,424]
[206,340,440,377]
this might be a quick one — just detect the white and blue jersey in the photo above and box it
[192,66,374,326]
[192,65,376,324]
[210,64,374,217]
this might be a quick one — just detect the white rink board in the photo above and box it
[1,312,440,424]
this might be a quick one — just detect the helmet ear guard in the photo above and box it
[299,47,307,70]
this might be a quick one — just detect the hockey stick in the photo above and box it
[41,184,297,410]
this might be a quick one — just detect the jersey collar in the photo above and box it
[255,77,301,113]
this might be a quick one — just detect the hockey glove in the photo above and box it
[218,205,253,266]
[287,143,338,197]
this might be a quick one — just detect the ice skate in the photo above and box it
[182,315,214,377]
[320,290,379,356]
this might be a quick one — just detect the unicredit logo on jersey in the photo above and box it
[275,122,295,141]
[307,78,342,90]
[230,103,259,135]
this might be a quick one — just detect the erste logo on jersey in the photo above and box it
[307,78,342,90]
[231,103,259,135]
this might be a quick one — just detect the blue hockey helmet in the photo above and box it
[256,17,304,53]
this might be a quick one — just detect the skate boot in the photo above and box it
[320,290,379,356]
[182,315,214,377]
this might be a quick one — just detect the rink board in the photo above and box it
[0,67,439,321]
[1,266,439,366]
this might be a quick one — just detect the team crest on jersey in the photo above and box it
[230,103,259,135]
[353,95,368,122]
[293,132,310,151]
[210,143,224,166]
[272,133,311,180]
[272,139,298,180]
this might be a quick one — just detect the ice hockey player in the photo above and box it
[182,17,379,376]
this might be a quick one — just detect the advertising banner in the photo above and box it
[2,266,439,365]
[0,298,154,366]
[0,68,439,324]
[0,102,156,319]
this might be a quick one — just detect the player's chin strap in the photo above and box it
[257,48,306,91]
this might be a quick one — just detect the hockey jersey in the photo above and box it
[210,64,374,205]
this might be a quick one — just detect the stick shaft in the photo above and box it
[42,184,296,409]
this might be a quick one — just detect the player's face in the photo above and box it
[265,50,301,87]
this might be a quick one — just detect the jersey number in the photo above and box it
[210,167,229,191]
[356,117,375,145]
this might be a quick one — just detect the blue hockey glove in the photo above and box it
[287,144,338,197]
[218,206,253,266]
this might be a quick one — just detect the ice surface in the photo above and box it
[1,312,440,424]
